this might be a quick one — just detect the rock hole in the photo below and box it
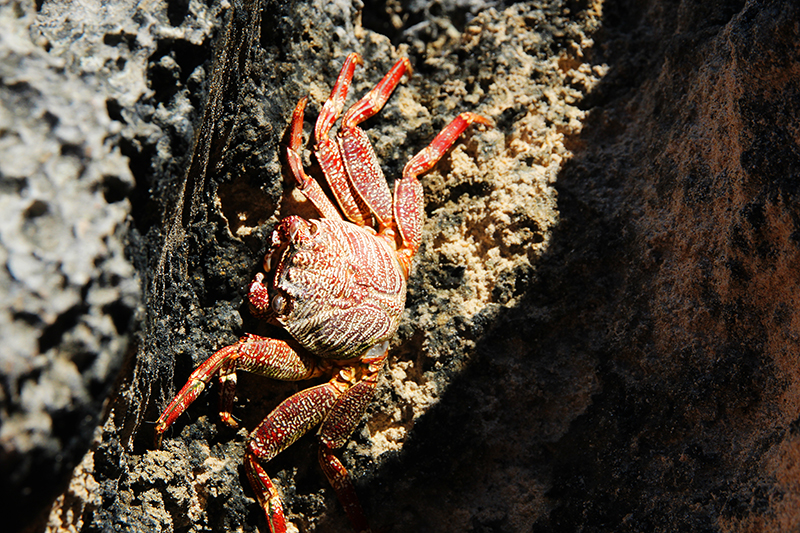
[23,199,49,219]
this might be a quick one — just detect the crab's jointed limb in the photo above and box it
[286,96,343,221]
[155,336,385,533]
[245,346,387,533]
[393,111,493,275]
[311,53,413,229]
[154,335,324,445]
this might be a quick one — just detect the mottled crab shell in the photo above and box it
[263,216,406,360]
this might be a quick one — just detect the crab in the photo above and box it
[154,53,491,533]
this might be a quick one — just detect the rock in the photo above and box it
[0,1,138,530]
[7,0,799,532]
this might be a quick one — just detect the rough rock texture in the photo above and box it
[0,2,138,530]
[5,0,800,531]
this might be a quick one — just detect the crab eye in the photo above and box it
[271,294,287,314]
[287,218,304,242]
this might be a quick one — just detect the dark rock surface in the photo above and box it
[3,0,799,532]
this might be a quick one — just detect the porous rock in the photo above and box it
[0,1,138,530]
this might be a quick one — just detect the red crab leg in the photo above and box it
[316,53,363,137]
[245,348,387,533]
[337,57,413,230]
[154,336,322,445]
[319,447,370,533]
[245,454,288,533]
[286,97,343,220]
[245,381,342,533]
[393,112,493,276]
[317,350,387,533]
[313,53,373,225]
[341,58,412,129]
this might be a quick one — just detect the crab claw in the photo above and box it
[248,273,272,318]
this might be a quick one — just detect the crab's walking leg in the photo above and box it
[319,447,370,533]
[315,52,363,141]
[393,112,493,276]
[340,57,412,128]
[337,57,413,230]
[245,382,342,533]
[246,455,288,533]
[316,347,387,533]
[313,53,373,225]
[155,336,322,446]
[286,96,343,220]
[245,347,387,533]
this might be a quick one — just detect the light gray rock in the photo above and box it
[0,1,139,529]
